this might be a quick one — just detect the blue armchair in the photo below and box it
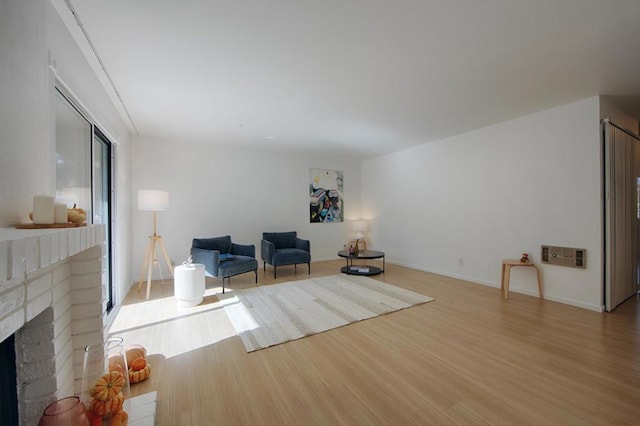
[261,231,311,279]
[190,235,258,293]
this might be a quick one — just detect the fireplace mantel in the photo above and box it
[0,225,107,425]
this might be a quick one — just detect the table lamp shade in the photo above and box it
[138,190,169,211]
[353,220,367,239]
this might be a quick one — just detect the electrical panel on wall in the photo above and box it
[541,245,586,268]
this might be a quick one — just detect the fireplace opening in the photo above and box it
[0,333,19,425]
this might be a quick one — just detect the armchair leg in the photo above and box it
[308,262,310,275]
[254,269,258,284]
[263,262,266,272]
[221,277,225,294]
[274,266,277,279]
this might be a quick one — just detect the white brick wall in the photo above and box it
[0,240,8,282]
[10,238,26,281]
[0,225,106,426]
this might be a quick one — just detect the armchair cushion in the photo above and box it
[218,255,257,278]
[272,248,310,266]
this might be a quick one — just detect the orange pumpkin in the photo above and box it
[108,358,125,376]
[109,409,128,426]
[125,344,147,366]
[130,357,146,371]
[90,392,124,417]
[90,371,126,401]
[86,410,103,426]
[129,363,151,384]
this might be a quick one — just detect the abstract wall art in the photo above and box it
[309,169,343,223]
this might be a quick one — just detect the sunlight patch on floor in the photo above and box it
[108,285,239,359]
[217,296,260,332]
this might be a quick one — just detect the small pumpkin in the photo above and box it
[108,356,126,376]
[129,363,151,384]
[67,204,87,224]
[86,410,103,426]
[90,392,124,417]
[109,409,129,426]
[125,344,147,365]
[130,357,147,371]
[90,371,126,401]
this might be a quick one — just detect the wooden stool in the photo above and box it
[501,259,543,299]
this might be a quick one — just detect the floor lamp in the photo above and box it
[137,190,173,299]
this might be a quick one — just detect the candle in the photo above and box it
[54,202,68,223]
[33,195,54,224]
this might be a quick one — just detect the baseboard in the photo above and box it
[389,260,497,288]
[387,260,604,312]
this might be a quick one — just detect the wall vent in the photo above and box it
[541,245,586,268]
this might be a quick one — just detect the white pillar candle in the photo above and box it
[54,202,68,223]
[32,195,54,224]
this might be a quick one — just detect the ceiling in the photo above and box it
[57,0,640,159]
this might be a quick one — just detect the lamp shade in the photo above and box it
[352,220,367,239]
[138,190,169,211]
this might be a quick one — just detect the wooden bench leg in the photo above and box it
[535,265,543,298]
[503,265,511,299]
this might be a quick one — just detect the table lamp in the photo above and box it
[352,220,367,250]
[137,190,173,299]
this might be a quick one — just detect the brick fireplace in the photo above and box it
[0,225,107,425]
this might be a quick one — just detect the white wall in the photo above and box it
[0,0,133,307]
[0,0,52,226]
[362,97,603,311]
[131,138,361,283]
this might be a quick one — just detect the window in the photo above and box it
[55,88,115,311]
[54,90,92,215]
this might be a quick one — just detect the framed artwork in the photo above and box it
[309,169,343,223]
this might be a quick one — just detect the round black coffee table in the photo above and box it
[337,249,385,276]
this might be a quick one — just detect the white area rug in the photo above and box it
[218,274,434,352]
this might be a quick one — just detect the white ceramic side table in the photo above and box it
[174,263,205,308]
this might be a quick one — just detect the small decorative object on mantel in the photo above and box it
[32,194,54,224]
[67,203,87,224]
[54,202,68,224]
[16,222,87,229]
[17,202,87,229]
[520,253,530,263]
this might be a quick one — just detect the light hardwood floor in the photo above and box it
[110,261,640,425]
